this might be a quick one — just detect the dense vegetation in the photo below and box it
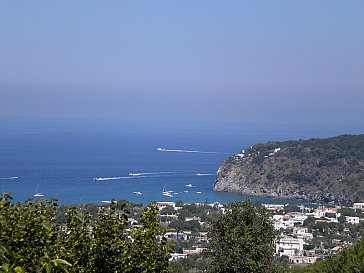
[215,134,364,204]
[0,193,170,273]
[204,200,276,273]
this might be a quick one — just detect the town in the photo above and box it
[145,200,364,269]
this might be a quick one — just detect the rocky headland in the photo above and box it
[213,134,364,204]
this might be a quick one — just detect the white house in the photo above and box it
[276,236,305,257]
[353,203,364,211]
[314,206,338,219]
[272,215,294,230]
[156,201,176,210]
[263,204,285,212]
[293,227,313,241]
[288,212,308,225]
[346,216,360,225]
[169,253,188,261]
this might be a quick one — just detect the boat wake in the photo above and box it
[94,172,173,181]
[94,176,139,181]
[129,171,175,176]
[195,173,214,176]
[94,170,216,181]
[0,176,19,180]
[157,147,231,155]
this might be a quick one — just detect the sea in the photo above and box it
[0,119,358,205]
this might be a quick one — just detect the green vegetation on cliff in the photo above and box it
[214,134,364,204]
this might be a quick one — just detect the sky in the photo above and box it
[0,1,363,128]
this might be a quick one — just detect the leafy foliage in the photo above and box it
[0,193,171,273]
[0,193,64,273]
[127,204,170,273]
[204,200,276,273]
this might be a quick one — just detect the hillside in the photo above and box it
[213,134,364,204]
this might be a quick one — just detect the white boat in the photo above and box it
[196,191,202,194]
[34,184,44,197]
[162,183,174,197]
[34,193,44,197]
[162,190,174,197]
[133,191,142,195]
[185,183,193,187]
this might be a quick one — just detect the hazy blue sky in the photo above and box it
[0,1,363,127]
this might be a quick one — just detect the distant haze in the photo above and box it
[0,1,363,127]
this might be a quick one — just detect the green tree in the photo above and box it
[88,200,129,273]
[127,204,171,272]
[175,200,184,207]
[204,200,276,273]
[57,207,94,272]
[168,261,184,273]
[284,205,301,213]
[338,208,356,217]
[160,206,176,215]
[195,257,208,271]
[169,219,187,233]
[184,220,200,232]
[0,193,71,273]
[338,215,347,224]
[0,194,171,273]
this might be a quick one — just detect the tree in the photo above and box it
[168,261,184,273]
[0,194,171,273]
[88,200,129,273]
[57,207,94,272]
[338,208,356,217]
[284,205,301,213]
[195,257,208,271]
[160,206,176,215]
[127,204,171,273]
[169,219,187,233]
[204,200,276,273]
[175,200,184,207]
[184,220,200,232]
[0,193,71,273]
[338,215,347,224]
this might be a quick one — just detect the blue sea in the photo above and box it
[0,119,356,205]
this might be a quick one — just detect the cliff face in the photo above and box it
[213,134,364,204]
